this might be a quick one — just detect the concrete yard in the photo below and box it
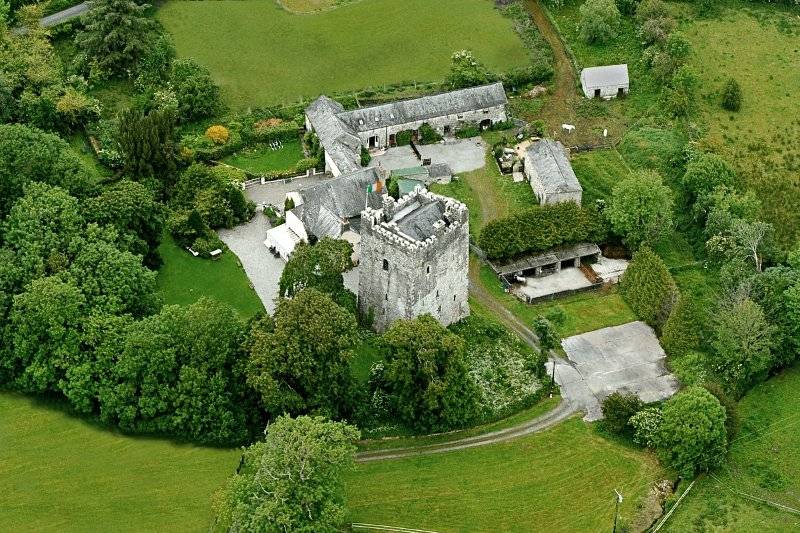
[369,137,486,174]
[512,267,592,300]
[549,321,680,421]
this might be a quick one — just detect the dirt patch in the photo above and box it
[630,479,673,532]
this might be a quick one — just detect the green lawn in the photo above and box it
[662,365,800,532]
[156,234,264,319]
[347,417,664,532]
[157,0,530,108]
[0,392,239,533]
[684,3,800,248]
[222,138,305,174]
[570,148,632,206]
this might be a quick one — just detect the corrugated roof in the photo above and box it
[525,140,582,195]
[490,243,601,275]
[339,82,507,132]
[580,64,629,88]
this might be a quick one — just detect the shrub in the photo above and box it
[192,234,225,258]
[360,145,372,166]
[635,0,674,44]
[619,247,678,331]
[615,0,640,15]
[629,407,662,448]
[418,122,443,145]
[655,386,728,477]
[167,208,206,247]
[170,59,220,122]
[660,295,705,357]
[395,130,413,146]
[455,123,482,139]
[445,49,492,90]
[478,202,607,261]
[721,78,742,112]
[205,125,230,145]
[579,0,621,44]
[606,169,674,248]
[702,382,740,442]
[601,391,644,435]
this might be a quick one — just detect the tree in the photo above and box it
[655,386,727,477]
[445,50,491,89]
[601,391,644,435]
[579,0,621,44]
[635,0,675,45]
[74,0,157,79]
[615,0,640,16]
[706,218,773,273]
[721,77,742,111]
[702,382,740,442]
[533,315,560,354]
[665,65,698,118]
[629,406,662,448]
[710,296,774,396]
[116,107,177,182]
[607,170,674,249]
[0,124,96,220]
[382,315,480,432]
[751,266,800,369]
[170,59,220,122]
[279,238,354,309]
[100,298,254,444]
[82,179,166,268]
[619,247,677,330]
[213,415,359,533]
[5,276,86,393]
[660,295,705,357]
[246,289,359,418]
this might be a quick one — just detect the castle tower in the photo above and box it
[358,187,470,332]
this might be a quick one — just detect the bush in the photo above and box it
[395,130,413,146]
[170,59,220,122]
[360,145,371,166]
[629,407,662,448]
[702,382,740,442]
[205,125,230,145]
[167,208,206,247]
[615,0,640,15]
[579,0,621,44]
[418,122,443,145]
[660,295,704,357]
[619,247,678,331]
[455,123,482,139]
[721,78,742,112]
[191,234,225,258]
[601,391,644,435]
[478,202,607,261]
[655,386,728,477]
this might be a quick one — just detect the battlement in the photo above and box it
[361,187,468,254]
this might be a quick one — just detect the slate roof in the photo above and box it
[525,140,582,196]
[305,95,361,174]
[392,198,446,242]
[296,167,384,239]
[427,163,452,179]
[490,243,601,276]
[580,64,629,89]
[338,82,507,132]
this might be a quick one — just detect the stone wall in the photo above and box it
[358,190,470,332]
[357,104,507,149]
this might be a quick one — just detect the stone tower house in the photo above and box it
[358,188,470,332]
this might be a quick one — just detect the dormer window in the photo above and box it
[390,113,395,119]
[358,118,364,125]
[375,116,380,122]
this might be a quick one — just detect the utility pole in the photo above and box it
[612,489,623,533]
[549,360,556,398]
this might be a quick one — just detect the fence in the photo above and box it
[516,281,605,305]
[239,168,330,190]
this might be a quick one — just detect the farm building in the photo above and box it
[524,140,582,205]
[264,167,386,260]
[580,64,629,100]
[359,189,470,332]
[305,83,508,176]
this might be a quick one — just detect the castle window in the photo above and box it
[385,294,388,301]
[438,305,441,313]
[453,295,457,301]
[426,265,430,275]
[436,290,439,298]
[483,109,490,114]
[382,259,389,271]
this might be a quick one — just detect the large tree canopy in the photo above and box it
[607,169,674,249]
[213,415,359,533]
[619,246,678,331]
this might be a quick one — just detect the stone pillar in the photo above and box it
[574,257,581,268]
[535,266,542,277]
[554,261,561,272]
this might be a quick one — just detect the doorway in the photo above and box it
[594,88,601,98]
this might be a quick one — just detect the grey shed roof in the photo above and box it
[525,140,582,195]
[297,167,384,239]
[580,64,629,88]
[427,162,452,179]
[338,82,507,132]
[305,96,361,174]
[490,243,601,276]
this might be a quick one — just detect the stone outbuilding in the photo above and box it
[580,64,629,100]
[524,139,582,205]
[305,83,508,176]
[358,188,470,332]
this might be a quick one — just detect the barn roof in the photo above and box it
[524,140,582,195]
[489,243,601,276]
[305,96,362,174]
[580,64,629,89]
[338,82,507,132]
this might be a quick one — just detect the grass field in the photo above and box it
[156,234,264,319]
[662,365,800,532]
[0,392,239,532]
[222,138,305,174]
[157,0,530,108]
[347,417,665,532]
[684,4,800,248]
[570,148,632,206]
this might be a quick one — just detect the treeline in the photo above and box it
[478,201,606,261]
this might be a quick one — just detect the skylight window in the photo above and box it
[358,118,364,125]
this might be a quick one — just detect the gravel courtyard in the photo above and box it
[548,321,680,421]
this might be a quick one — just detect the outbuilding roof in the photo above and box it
[339,82,507,132]
[489,243,601,276]
[580,64,629,89]
[524,139,582,195]
[305,95,362,174]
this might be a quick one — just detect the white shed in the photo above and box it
[580,64,629,100]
